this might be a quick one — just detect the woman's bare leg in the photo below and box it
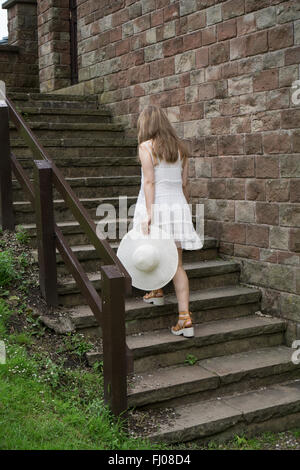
[172,247,190,321]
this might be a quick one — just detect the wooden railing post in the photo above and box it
[33,160,58,307]
[0,97,14,230]
[101,264,128,416]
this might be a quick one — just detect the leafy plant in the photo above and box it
[15,225,30,245]
[58,333,92,358]
[185,354,198,366]
[93,361,103,373]
[0,250,17,288]
[26,315,46,338]
[0,298,12,337]
[234,434,248,448]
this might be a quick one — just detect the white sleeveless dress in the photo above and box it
[132,140,203,250]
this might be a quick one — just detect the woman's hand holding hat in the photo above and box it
[116,224,178,291]
[141,214,152,235]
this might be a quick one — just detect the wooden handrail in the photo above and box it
[0,89,134,415]
[11,153,108,323]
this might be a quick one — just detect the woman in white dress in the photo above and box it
[133,105,203,337]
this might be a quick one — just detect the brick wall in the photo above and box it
[1,0,39,91]
[51,0,300,341]
[0,44,22,90]
[37,0,71,92]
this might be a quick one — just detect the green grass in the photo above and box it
[0,299,161,450]
[0,250,17,288]
[0,248,31,294]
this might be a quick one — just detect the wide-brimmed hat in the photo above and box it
[116,224,178,291]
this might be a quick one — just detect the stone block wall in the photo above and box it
[45,0,300,340]
[0,43,21,90]
[1,0,39,91]
[37,0,71,92]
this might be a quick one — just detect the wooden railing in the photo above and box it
[0,86,133,416]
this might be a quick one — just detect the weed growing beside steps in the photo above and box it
[171,430,300,450]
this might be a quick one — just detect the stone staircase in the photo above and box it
[9,91,300,446]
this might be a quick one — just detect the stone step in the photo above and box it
[19,107,112,124]
[10,137,138,159]
[147,380,300,444]
[8,92,99,110]
[72,284,260,337]
[24,219,217,259]
[10,122,125,140]
[123,285,261,335]
[87,314,284,373]
[13,196,202,232]
[21,218,133,248]
[128,345,300,409]
[8,87,40,94]
[56,259,241,305]
[12,175,140,201]
[46,236,218,275]
[70,284,260,338]
[10,137,137,150]
[13,196,138,223]
[15,155,140,178]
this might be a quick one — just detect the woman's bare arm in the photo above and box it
[138,142,155,232]
[182,156,190,203]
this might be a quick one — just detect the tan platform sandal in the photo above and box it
[143,288,165,306]
[171,311,194,338]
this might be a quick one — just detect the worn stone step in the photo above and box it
[10,136,137,150]
[11,145,138,160]
[13,196,138,223]
[8,92,99,110]
[128,345,300,409]
[68,276,259,331]
[56,259,241,305]
[86,300,278,370]
[47,235,219,275]
[10,122,125,139]
[123,286,261,335]
[10,137,138,158]
[23,217,216,258]
[15,155,140,178]
[8,87,40,94]
[21,218,133,248]
[18,107,112,123]
[12,175,140,201]
[126,315,285,373]
[71,284,259,338]
[147,380,300,444]
[13,193,201,226]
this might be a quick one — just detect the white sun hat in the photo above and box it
[116,224,178,291]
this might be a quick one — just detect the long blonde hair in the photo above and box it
[137,105,188,165]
